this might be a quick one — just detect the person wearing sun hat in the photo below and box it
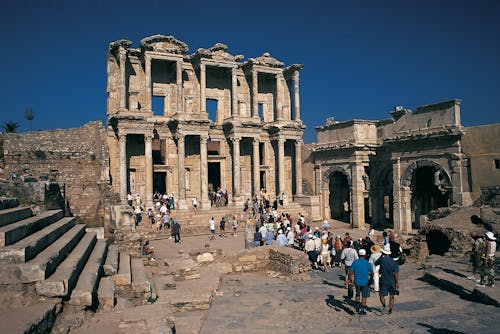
[375,244,399,315]
[369,244,382,292]
[478,231,497,287]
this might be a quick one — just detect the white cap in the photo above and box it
[358,249,366,256]
[278,229,283,234]
[287,227,291,231]
[381,244,392,255]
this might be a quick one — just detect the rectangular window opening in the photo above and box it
[152,96,164,116]
[495,159,500,169]
[258,103,264,120]
[207,99,218,122]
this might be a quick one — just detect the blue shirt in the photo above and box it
[276,234,287,246]
[350,258,373,286]
[376,255,399,286]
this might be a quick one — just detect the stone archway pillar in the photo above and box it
[177,135,188,210]
[350,159,365,229]
[393,158,412,233]
[144,134,153,208]
[118,134,128,204]
[451,153,472,206]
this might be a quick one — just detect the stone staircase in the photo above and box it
[164,201,310,235]
[0,197,155,333]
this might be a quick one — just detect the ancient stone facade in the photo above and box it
[106,35,305,209]
[312,100,474,232]
[0,121,118,225]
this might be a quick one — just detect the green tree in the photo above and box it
[2,121,20,133]
[24,108,35,131]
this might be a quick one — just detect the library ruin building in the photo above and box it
[106,35,305,211]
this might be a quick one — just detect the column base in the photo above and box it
[201,199,212,210]
[177,199,188,211]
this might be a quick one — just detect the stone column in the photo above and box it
[293,70,300,121]
[144,134,153,208]
[118,134,127,204]
[200,63,206,114]
[144,54,152,112]
[392,158,412,233]
[119,49,127,110]
[200,135,211,209]
[451,153,472,206]
[276,74,283,120]
[177,135,188,210]
[350,158,365,229]
[295,139,303,196]
[232,136,242,203]
[252,69,259,119]
[231,68,238,116]
[176,60,183,114]
[277,138,285,194]
[252,138,260,195]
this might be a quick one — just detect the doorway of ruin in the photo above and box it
[426,229,451,255]
[208,162,221,191]
[329,171,350,223]
[411,166,451,226]
[153,172,166,195]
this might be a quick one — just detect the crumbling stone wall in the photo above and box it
[0,121,119,225]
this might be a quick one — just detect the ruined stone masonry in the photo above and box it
[106,35,305,210]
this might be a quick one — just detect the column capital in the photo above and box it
[253,137,260,144]
[231,136,241,143]
[144,133,153,141]
[118,133,127,141]
[200,134,209,143]
[175,134,185,143]
[295,138,303,145]
[277,137,286,144]
[293,70,300,80]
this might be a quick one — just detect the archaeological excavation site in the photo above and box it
[0,34,499,333]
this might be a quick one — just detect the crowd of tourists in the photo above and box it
[467,230,496,288]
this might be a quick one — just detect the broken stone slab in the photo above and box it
[103,244,118,276]
[113,251,131,285]
[131,257,151,293]
[163,258,200,281]
[170,293,213,312]
[69,239,108,307]
[0,298,60,334]
[188,248,222,257]
[196,252,215,263]
[97,276,115,312]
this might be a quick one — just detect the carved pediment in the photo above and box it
[140,35,189,55]
[194,43,243,62]
[248,52,283,68]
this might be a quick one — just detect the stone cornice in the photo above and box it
[140,35,189,55]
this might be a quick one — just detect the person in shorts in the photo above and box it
[209,217,216,240]
[349,249,373,314]
[375,244,400,315]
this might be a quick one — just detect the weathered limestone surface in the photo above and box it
[164,257,200,281]
[131,257,151,293]
[97,276,115,312]
[103,244,118,276]
[113,250,131,285]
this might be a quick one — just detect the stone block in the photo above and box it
[103,244,118,276]
[131,257,151,293]
[164,258,200,281]
[238,255,257,262]
[113,251,131,285]
[97,276,115,312]
[196,252,215,263]
[213,262,233,274]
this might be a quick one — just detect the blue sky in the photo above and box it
[1,0,499,143]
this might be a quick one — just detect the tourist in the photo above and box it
[383,231,389,245]
[478,231,496,288]
[362,237,374,258]
[375,244,399,315]
[276,229,287,246]
[265,227,274,245]
[209,217,216,240]
[135,193,141,206]
[333,235,343,268]
[467,231,484,283]
[163,213,170,230]
[341,240,359,288]
[127,192,133,207]
[147,208,154,225]
[349,249,373,315]
[232,216,239,237]
[388,233,402,262]
[259,223,267,246]
[369,244,382,292]
[192,197,198,214]
[253,227,262,247]
[320,238,330,272]
[170,192,175,210]
[305,235,318,269]
[155,214,162,231]
[219,217,226,237]
[278,192,285,208]
[171,218,181,244]
[343,232,353,248]
[286,226,295,247]
[134,206,142,226]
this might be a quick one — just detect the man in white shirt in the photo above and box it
[341,240,359,287]
[286,227,295,247]
[208,217,216,240]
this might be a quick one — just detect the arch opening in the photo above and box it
[328,171,350,223]
[426,230,451,255]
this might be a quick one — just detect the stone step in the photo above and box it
[0,224,86,283]
[0,217,76,264]
[103,244,118,276]
[69,239,108,307]
[0,206,33,227]
[113,251,131,285]
[97,276,115,312]
[131,257,151,293]
[424,268,499,307]
[36,232,97,297]
[0,299,60,334]
[0,197,20,210]
[0,209,64,247]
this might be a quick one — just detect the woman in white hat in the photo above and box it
[478,231,496,287]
